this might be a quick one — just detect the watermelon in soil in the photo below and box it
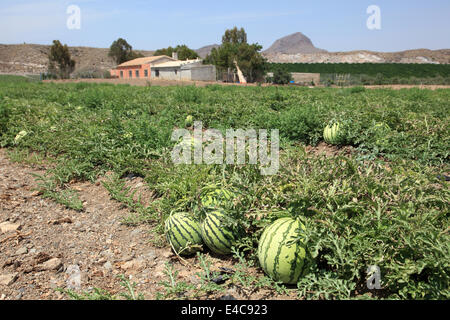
[201,210,236,255]
[258,217,311,284]
[165,212,203,256]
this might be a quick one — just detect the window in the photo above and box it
[144,69,148,77]
[129,70,132,78]
[136,70,140,78]
[120,71,123,78]
[175,70,178,75]
[155,70,160,77]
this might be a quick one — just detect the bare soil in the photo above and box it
[42,78,450,90]
[0,149,293,300]
[305,142,354,157]
[362,84,450,90]
[43,78,220,87]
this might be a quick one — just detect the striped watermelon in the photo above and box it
[165,212,203,256]
[323,122,341,145]
[185,115,194,127]
[201,210,236,255]
[201,188,234,209]
[258,217,309,284]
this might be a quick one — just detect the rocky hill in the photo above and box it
[0,43,153,75]
[263,32,450,64]
[264,32,327,55]
[264,49,450,64]
[195,44,220,59]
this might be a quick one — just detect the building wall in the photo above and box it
[266,72,321,85]
[188,65,216,81]
[291,73,320,85]
[112,60,216,82]
[110,64,151,79]
[110,57,175,79]
[180,69,191,81]
[151,67,181,80]
[151,65,216,81]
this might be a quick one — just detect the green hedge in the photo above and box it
[268,63,450,79]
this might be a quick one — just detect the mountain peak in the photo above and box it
[264,32,327,54]
[195,44,220,59]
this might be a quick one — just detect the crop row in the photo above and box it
[0,79,448,299]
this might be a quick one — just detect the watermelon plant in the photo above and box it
[0,77,448,299]
[201,187,234,209]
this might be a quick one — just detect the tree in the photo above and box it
[272,67,293,85]
[153,46,174,58]
[128,51,144,60]
[108,38,143,65]
[48,40,76,79]
[222,27,247,45]
[204,27,267,83]
[153,45,199,60]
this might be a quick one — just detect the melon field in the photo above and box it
[0,78,449,299]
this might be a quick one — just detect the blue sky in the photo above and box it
[1,0,449,52]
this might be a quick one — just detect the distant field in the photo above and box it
[0,74,40,82]
[0,78,448,299]
[269,63,450,78]
[269,63,450,85]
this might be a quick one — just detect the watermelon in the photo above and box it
[257,217,310,284]
[201,188,234,209]
[323,122,341,145]
[185,115,193,128]
[14,130,28,144]
[165,212,203,256]
[201,210,236,255]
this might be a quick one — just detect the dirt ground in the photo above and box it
[0,149,294,300]
[362,84,450,90]
[42,78,450,90]
[43,78,231,88]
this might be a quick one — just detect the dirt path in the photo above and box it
[362,84,450,90]
[43,78,450,90]
[0,149,289,300]
[0,148,177,299]
[43,78,224,87]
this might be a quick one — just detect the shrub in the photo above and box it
[272,68,293,85]
[0,102,9,135]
